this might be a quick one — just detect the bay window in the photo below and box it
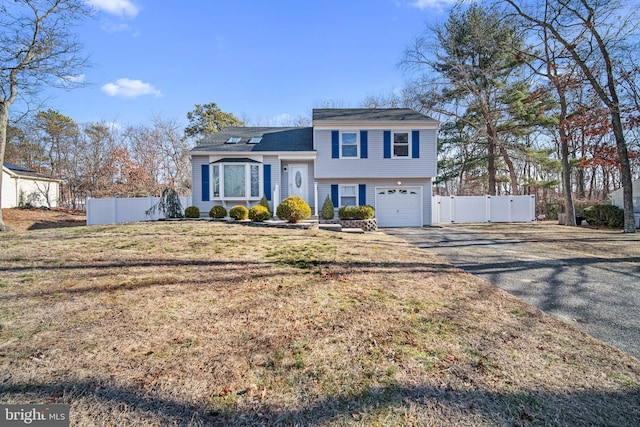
[210,162,261,199]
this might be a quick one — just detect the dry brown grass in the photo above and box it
[2,207,86,232]
[0,221,638,426]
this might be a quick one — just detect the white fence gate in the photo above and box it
[86,196,192,226]
[432,195,535,224]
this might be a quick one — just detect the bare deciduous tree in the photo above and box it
[0,0,90,231]
[503,0,638,231]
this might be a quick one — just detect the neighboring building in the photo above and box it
[189,108,439,227]
[1,163,61,208]
[609,179,640,227]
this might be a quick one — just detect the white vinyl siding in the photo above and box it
[314,129,437,179]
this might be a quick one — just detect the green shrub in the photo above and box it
[338,205,375,220]
[321,195,335,220]
[249,205,271,222]
[276,196,311,223]
[184,206,200,218]
[229,205,249,220]
[582,204,624,227]
[209,205,227,219]
[258,195,271,215]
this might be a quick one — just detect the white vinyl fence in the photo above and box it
[86,196,192,226]
[432,195,535,224]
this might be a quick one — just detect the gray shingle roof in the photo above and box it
[3,162,60,181]
[190,127,313,153]
[312,108,438,123]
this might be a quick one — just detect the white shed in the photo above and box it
[609,179,640,228]
[2,163,61,208]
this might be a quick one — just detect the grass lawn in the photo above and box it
[0,221,638,426]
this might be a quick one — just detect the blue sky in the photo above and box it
[43,0,455,128]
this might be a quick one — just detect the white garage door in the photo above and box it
[376,187,422,227]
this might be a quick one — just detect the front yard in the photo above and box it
[0,222,638,426]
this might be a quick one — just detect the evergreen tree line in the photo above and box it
[365,1,640,229]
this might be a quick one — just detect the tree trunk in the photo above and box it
[499,143,518,194]
[611,112,636,232]
[487,123,498,196]
[558,95,576,226]
[0,103,8,231]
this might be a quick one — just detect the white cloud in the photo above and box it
[101,78,162,99]
[85,0,140,18]
[409,0,457,10]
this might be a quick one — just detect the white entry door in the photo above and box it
[288,164,308,201]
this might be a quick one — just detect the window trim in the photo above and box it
[209,162,262,200]
[392,131,411,159]
[339,184,358,207]
[340,131,359,159]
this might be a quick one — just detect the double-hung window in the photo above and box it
[341,132,358,158]
[211,163,261,199]
[393,132,410,158]
[340,185,357,206]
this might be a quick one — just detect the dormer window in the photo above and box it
[225,137,241,144]
[248,137,262,144]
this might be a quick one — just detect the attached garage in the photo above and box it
[375,186,423,227]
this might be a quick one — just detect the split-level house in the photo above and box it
[189,108,439,227]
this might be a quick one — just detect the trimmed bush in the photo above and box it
[582,204,624,227]
[184,206,201,218]
[258,195,271,215]
[338,205,375,220]
[276,196,311,223]
[229,205,249,220]
[321,195,335,220]
[249,205,271,222]
[209,205,227,219]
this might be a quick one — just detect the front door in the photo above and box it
[288,164,308,202]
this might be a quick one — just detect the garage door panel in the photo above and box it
[376,187,422,227]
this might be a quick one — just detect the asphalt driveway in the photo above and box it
[387,223,640,360]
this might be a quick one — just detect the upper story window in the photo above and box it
[341,132,358,158]
[393,132,410,158]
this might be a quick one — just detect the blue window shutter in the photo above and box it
[331,184,339,208]
[412,130,420,159]
[263,164,272,201]
[201,164,210,202]
[331,131,339,159]
[383,131,391,158]
[359,184,366,206]
[360,130,368,159]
